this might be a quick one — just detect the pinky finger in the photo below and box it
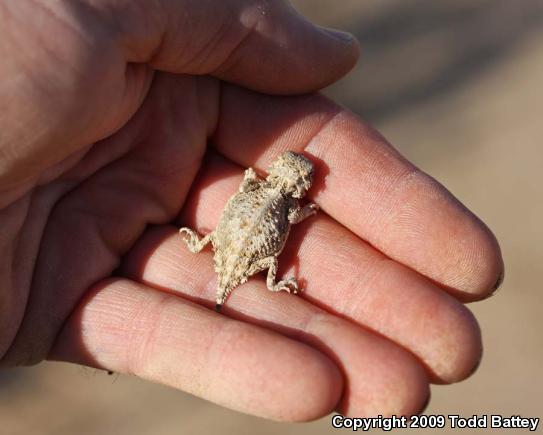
[48,278,342,422]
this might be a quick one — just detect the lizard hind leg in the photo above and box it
[261,256,299,294]
[179,228,213,253]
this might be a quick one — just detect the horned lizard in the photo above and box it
[179,151,318,310]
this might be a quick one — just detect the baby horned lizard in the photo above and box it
[179,151,318,310]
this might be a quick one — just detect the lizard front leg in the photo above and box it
[179,228,213,253]
[288,203,319,225]
[239,167,261,192]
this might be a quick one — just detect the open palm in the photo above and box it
[0,0,503,422]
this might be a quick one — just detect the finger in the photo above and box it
[173,153,481,383]
[121,228,430,417]
[49,278,343,422]
[74,0,359,94]
[213,85,504,300]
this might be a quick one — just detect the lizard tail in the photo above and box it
[215,279,236,311]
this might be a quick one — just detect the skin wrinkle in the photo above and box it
[112,0,167,63]
[304,110,420,233]
[212,92,341,169]
[13,1,120,110]
[200,316,339,418]
[2,131,94,200]
[147,2,195,67]
[284,103,343,172]
[210,1,272,77]
[24,1,93,79]
[93,282,153,363]
[75,282,131,364]
[147,244,211,301]
[376,170,493,292]
[8,195,32,304]
[298,221,375,315]
[0,192,49,358]
[117,63,153,132]
[365,168,424,236]
[58,188,131,255]
[194,77,220,138]
[109,167,176,218]
[204,320,249,392]
[340,256,392,322]
[185,7,244,75]
[297,311,339,344]
[36,144,94,186]
[27,0,101,49]
[125,289,172,377]
[0,213,23,354]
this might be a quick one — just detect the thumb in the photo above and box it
[0,0,358,196]
[95,0,360,94]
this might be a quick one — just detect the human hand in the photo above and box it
[0,0,503,422]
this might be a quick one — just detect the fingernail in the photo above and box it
[492,269,505,292]
[482,269,505,301]
[322,27,355,43]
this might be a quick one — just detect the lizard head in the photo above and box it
[267,151,314,198]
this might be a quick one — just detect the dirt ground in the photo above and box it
[1,1,542,434]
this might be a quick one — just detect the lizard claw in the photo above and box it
[277,277,299,294]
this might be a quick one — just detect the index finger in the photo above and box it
[213,85,504,300]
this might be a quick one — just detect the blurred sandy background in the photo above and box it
[1,1,542,434]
